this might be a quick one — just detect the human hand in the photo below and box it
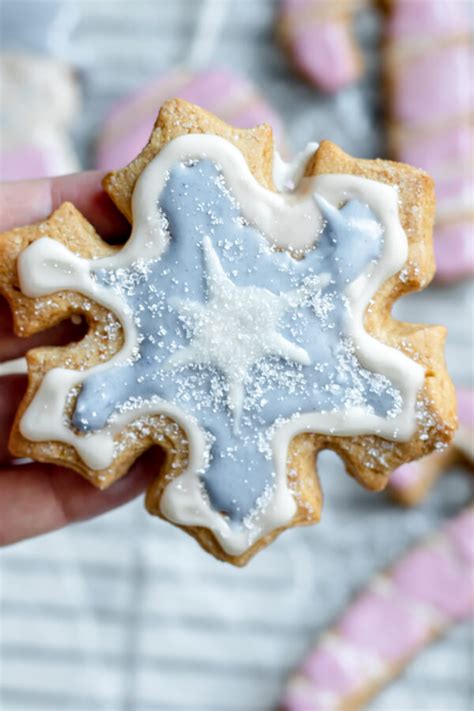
[0,172,161,546]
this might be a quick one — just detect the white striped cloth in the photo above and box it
[0,2,472,710]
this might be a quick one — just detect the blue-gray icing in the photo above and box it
[72,160,401,522]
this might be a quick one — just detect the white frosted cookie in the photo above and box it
[0,52,80,180]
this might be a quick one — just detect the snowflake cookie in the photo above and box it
[0,100,456,564]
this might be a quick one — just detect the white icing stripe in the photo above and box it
[16,135,424,555]
[272,142,319,192]
[320,632,388,681]
[286,677,338,711]
[371,573,447,630]
[0,357,28,377]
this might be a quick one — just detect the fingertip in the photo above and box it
[0,446,164,546]
[49,171,130,241]
[0,172,130,241]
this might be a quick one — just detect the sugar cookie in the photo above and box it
[0,100,456,564]
[380,0,474,282]
[283,507,474,710]
[0,53,80,180]
[277,0,364,92]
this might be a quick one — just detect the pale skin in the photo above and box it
[0,172,162,546]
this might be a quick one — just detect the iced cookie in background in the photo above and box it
[0,99,456,565]
[388,387,474,506]
[277,0,364,93]
[95,68,286,171]
[282,506,474,711]
[0,0,80,180]
[380,0,474,282]
[0,53,80,180]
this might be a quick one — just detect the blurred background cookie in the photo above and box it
[95,68,286,170]
[277,0,365,92]
[0,0,80,180]
[0,53,80,179]
[381,0,474,282]
[283,507,474,711]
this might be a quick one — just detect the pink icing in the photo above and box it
[392,45,473,126]
[392,545,473,620]
[303,645,357,694]
[386,1,472,284]
[456,388,474,431]
[98,118,152,173]
[0,144,50,181]
[96,69,285,170]
[104,69,238,130]
[282,510,474,710]
[387,0,468,39]
[291,21,360,92]
[98,69,190,133]
[398,125,474,174]
[282,688,316,711]
[282,682,335,711]
[389,460,422,492]
[338,589,427,662]
[434,222,474,281]
[435,172,474,205]
[160,69,247,110]
[226,102,284,132]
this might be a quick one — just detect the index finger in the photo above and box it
[0,171,130,240]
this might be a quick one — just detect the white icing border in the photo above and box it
[272,141,319,192]
[16,135,424,555]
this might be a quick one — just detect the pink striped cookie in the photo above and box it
[277,0,364,92]
[282,507,474,711]
[96,68,286,171]
[388,387,474,506]
[0,53,80,180]
[381,0,474,282]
